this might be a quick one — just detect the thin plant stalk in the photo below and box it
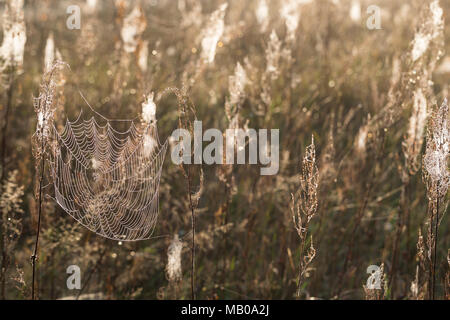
[164,87,200,300]
[182,103,196,300]
[187,166,196,300]
[390,180,409,299]
[432,193,439,300]
[427,203,433,300]
[76,245,108,300]
[337,132,386,296]
[31,137,45,300]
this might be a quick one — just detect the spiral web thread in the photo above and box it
[49,109,168,241]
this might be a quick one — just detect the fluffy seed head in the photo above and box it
[0,0,26,70]
[166,235,182,283]
[201,3,227,64]
[142,92,157,123]
[121,6,147,54]
[423,99,449,197]
[403,88,428,174]
[255,0,269,32]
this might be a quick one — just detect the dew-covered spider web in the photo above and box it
[49,97,168,241]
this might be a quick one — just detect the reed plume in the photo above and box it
[30,61,65,299]
[291,136,318,298]
[422,98,449,299]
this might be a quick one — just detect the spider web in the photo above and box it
[49,108,168,241]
